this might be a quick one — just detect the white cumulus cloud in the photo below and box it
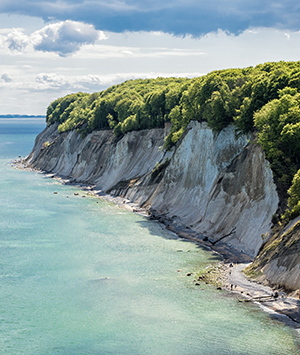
[5,28,30,52]
[35,73,70,88]
[0,20,107,56]
[1,73,13,82]
[32,20,107,56]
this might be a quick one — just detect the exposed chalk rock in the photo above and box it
[252,216,300,292]
[24,120,279,258]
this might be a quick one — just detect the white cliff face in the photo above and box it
[149,122,279,256]
[263,259,300,291]
[26,126,167,189]
[256,217,300,291]
[95,129,167,192]
[25,120,279,258]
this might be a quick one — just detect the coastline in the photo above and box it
[225,263,300,328]
[14,163,300,333]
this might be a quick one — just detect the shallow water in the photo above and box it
[0,118,299,354]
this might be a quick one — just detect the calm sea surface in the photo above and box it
[0,118,299,354]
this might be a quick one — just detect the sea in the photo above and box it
[0,117,299,355]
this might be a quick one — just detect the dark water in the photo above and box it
[0,118,299,354]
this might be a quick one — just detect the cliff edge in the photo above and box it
[25,120,278,260]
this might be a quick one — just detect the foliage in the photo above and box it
[253,88,300,203]
[284,170,300,219]
[150,158,170,183]
[46,78,190,137]
[42,141,51,148]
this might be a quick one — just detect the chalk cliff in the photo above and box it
[247,216,300,293]
[25,120,279,260]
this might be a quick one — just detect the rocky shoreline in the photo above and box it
[160,215,300,331]
[225,263,300,326]
[15,162,300,334]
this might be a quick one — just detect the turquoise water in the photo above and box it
[0,119,299,354]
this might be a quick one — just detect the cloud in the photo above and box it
[0,20,107,56]
[1,1,300,36]
[32,20,106,56]
[35,73,69,88]
[1,73,13,82]
[121,49,133,57]
[2,26,300,115]
[5,29,30,51]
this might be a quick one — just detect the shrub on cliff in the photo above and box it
[284,170,300,219]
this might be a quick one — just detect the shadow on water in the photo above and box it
[134,215,245,265]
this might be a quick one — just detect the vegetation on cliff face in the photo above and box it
[245,218,300,287]
[45,61,300,220]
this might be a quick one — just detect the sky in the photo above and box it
[1,1,300,115]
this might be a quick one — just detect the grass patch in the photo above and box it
[195,263,226,288]
[243,265,263,279]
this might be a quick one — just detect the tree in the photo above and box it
[287,170,300,217]
[234,97,253,133]
[203,90,231,131]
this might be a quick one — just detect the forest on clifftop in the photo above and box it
[45,61,300,222]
